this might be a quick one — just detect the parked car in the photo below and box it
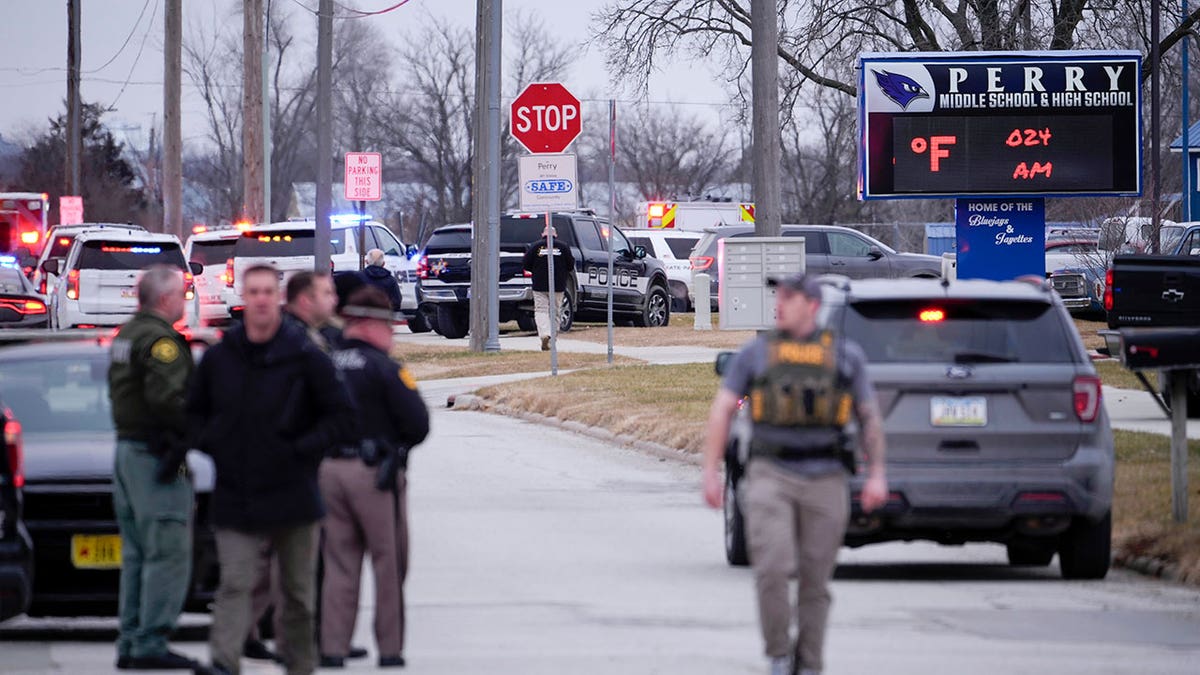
[30,223,148,297]
[689,224,942,310]
[718,277,1113,580]
[0,256,48,328]
[184,228,241,327]
[0,398,33,621]
[621,229,703,312]
[0,340,219,615]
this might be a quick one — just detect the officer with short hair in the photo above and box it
[109,265,197,671]
[319,286,429,669]
[702,272,888,675]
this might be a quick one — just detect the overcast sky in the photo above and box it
[0,0,733,149]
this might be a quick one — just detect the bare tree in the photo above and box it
[613,104,731,200]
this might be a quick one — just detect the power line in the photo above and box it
[106,0,160,110]
[0,0,154,76]
[334,0,414,17]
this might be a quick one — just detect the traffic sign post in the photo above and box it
[59,196,83,225]
[345,152,381,270]
[511,82,582,154]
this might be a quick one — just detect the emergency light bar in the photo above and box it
[101,246,162,254]
[0,255,18,267]
[330,213,370,223]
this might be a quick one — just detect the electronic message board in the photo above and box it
[858,51,1142,199]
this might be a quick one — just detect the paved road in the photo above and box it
[3,402,1198,674]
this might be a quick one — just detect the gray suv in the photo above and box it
[690,224,942,309]
[719,277,1113,580]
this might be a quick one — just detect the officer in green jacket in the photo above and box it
[108,265,198,671]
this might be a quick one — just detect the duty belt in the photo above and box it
[748,441,840,460]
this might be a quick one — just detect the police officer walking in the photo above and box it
[701,273,889,675]
[522,225,573,351]
[109,265,198,670]
[320,286,430,668]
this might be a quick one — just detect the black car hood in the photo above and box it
[23,431,215,491]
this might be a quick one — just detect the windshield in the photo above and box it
[77,241,186,270]
[841,299,1078,364]
[0,356,113,433]
[500,216,573,246]
[189,239,237,266]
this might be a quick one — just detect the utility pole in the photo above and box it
[750,0,781,238]
[314,0,333,272]
[469,0,501,352]
[163,0,182,238]
[263,0,272,223]
[243,0,265,223]
[66,0,82,197]
[1151,0,1161,250]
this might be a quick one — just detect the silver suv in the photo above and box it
[720,277,1114,580]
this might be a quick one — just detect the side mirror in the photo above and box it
[867,245,884,260]
[634,245,647,260]
[189,261,204,276]
[406,244,419,257]
[714,350,735,376]
[41,258,59,276]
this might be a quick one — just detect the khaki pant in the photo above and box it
[740,460,849,672]
[532,291,562,339]
[210,524,319,675]
[319,459,409,658]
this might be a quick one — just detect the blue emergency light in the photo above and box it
[0,255,19,267]
[330,213,370,224]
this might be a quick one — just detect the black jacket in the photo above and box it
[188,319,355,531]
[333,338,430,452]
[522,240,574,293]
[362,265,403,311]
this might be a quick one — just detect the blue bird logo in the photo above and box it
[873,70,929,109]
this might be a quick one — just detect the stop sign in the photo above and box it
[510,82,581,154]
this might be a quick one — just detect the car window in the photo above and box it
[425,230,472,252]
[1177,230,1200,256]
[499,216,575,247]
[574,219,605,251]
[610,227,633,257]
[664,238,697,259]
[841,299,1077,364]
[76,241,186,270]
[828,232,872,257]
[784,230,830,254]
[234,230,329,257]
[0,356,113,433]
[47,233,75,258]
[372,226,404,257]
[189,239,236,266]
[626,236,654,257]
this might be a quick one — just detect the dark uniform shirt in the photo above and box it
[522,240,574,293]
[109,310,194,440]
[331,338,430,453]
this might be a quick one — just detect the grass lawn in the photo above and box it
[567,313,754,349]
[392,342,640,380]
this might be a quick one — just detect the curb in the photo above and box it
[449,393,701,466]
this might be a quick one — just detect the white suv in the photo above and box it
[31,223,147,296]
[620,229,703,311]
[44,229,195,329]
[184,228,241,326]
[224,218,423,329]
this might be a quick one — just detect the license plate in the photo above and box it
[71,534,122,569]
[120,289,137,298]
[930,396,987,427]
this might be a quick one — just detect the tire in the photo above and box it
[435,305,469,340]
[724,473,750,567]
[633,285,670,327]
[1058,511,1111,580]
[557,289,574,333]
[516,312,537,332]
[406,310,432,334]
[1006,541,1055,567]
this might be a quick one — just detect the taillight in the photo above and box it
[1103,268,1113,311]
[38,276,47,294]
[0,299,46,315]
[416,256,429,279]
[523,270,532,277]
[690,256,714,271]
[4,410,23,489]
[1072,375,1102,422]
[184,272,195,300]
[223,258,234,288]
[20,231,39,245]
[66,269,80,300]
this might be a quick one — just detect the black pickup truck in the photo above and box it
[415,212,673,339]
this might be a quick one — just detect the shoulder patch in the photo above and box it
[150,337,181,364]
[398,366,418,391]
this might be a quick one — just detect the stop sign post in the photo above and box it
[510,82,581,154]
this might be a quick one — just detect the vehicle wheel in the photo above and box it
[435,306,469,339]
[1006,541,1055,566]
[516,312,537,332]
[633,285,670,327]
[406,310,432,334]
[1058,511,1111,580]
[557,289,574,333]
[724,472,750,567]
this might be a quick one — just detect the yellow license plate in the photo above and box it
[71,534,122,569]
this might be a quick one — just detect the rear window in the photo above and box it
[48,234,75,257]
[76,241,185,270]
[665,238,698,258]
[233,230,341,257]
[189,239,237,266]
[0,356,113,433]
[500,216,575,247]
[841,299,1078,364]
[424,230,472,252]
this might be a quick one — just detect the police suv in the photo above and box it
[184,228,241,326]
[44,230,197,330]
[416,212,673,339]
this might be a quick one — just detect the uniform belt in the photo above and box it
[749,441,840,459]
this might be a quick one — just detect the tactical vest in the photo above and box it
[748,330,853,438]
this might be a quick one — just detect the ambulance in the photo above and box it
[639,199,755,231]
[0,193,50,271]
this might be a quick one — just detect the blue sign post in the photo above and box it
[955,198,1046,280]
